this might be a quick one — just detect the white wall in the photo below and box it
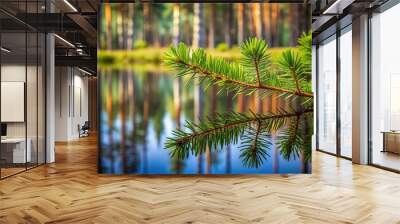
[55,66,70,141]
[1,65,36,138]
[72,72,89,138]
[1,65,26,142]
[1,63,46,164]
[54,67,89,141]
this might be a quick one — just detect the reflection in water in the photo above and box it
[100,69,311,174]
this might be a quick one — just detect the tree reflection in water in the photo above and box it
[164,35,313,172]
[99,35,313,174]
[99,3,312,174]
[100,69,312,174]
[165,108,313,169]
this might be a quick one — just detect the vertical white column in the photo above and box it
[46,33,55,163]
[46,1,55,163]
[352,14,369,164]
[312,45,317,150]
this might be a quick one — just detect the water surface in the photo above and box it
[99,68,311,174]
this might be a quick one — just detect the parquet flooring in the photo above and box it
[0,167,26,178]
[1,135,400,223]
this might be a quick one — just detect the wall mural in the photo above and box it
[98,3,313,174]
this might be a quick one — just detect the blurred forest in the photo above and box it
[99,3,310,50]
[98,3,313,174]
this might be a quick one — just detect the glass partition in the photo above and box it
[339,27,352,158]
[0,30,28,177]
[370,4,400,171]
[27,30,38,169]
[317,35,337,154]
[0,1,46,179]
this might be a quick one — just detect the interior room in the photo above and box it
[0,0,399,223]
[52,2,97,143]
[0,3,46,178]
[54,66,91,141]
[313,0,400,173]
[370,3,400,171]
[0,0,97,179]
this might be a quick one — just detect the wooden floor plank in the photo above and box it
[0,136,399,223]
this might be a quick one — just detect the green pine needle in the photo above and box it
[163,35,314,168]
[238,121,271,168]
[165,108,313,167]
[163,38,313,98]
[278,112,313,162]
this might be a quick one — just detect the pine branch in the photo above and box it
[164,108,313,160]
[240,38,271,86]
[298,32,312,80]
[239,120,271,168]
[299,112,313,162]
[164,42,313,98]
[279,50,307,95]
[298,32,312,61]
[253,120,262,152]
[277,112,312,162]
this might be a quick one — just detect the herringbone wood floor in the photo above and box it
[1,136,400,224]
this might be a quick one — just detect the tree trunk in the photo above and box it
[127,4,134,50]
[206,86,218,174]
[252,4,263,39]
[289,5,300,46]
[173,73,183,174]
[184,6,191,45]
[254,94,262,113]
[247,4,255,38]
[224,4,233,47]
[173,2,181,129]
[193,3,206,174]
[237,95,246,113]
[237,3,244,44]
[172,4,180,46]
[278,7,286,46]
[252,3,263,113]
[152,6,160,47]
[271,4,280,47]
[173,2,182,149]
[123,5,128,49]
[105,3,112,49]
[208,4,216,48]
[192,2,206,121]
[304,3,311,32]
[273,133,279,173]
[192,3,206,48]
[106,73,114,172]
[143,3,151,44]
[142,75,150,174]
[128,72,138,172]
[117,4,123,49]
[226,93,233,174]
[195,75,204,174]
[173,78,182,128]
[262,4,272,46]
[120,72,127,172]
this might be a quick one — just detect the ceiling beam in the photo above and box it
[55,55,96,70]
[67,13,97,46]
